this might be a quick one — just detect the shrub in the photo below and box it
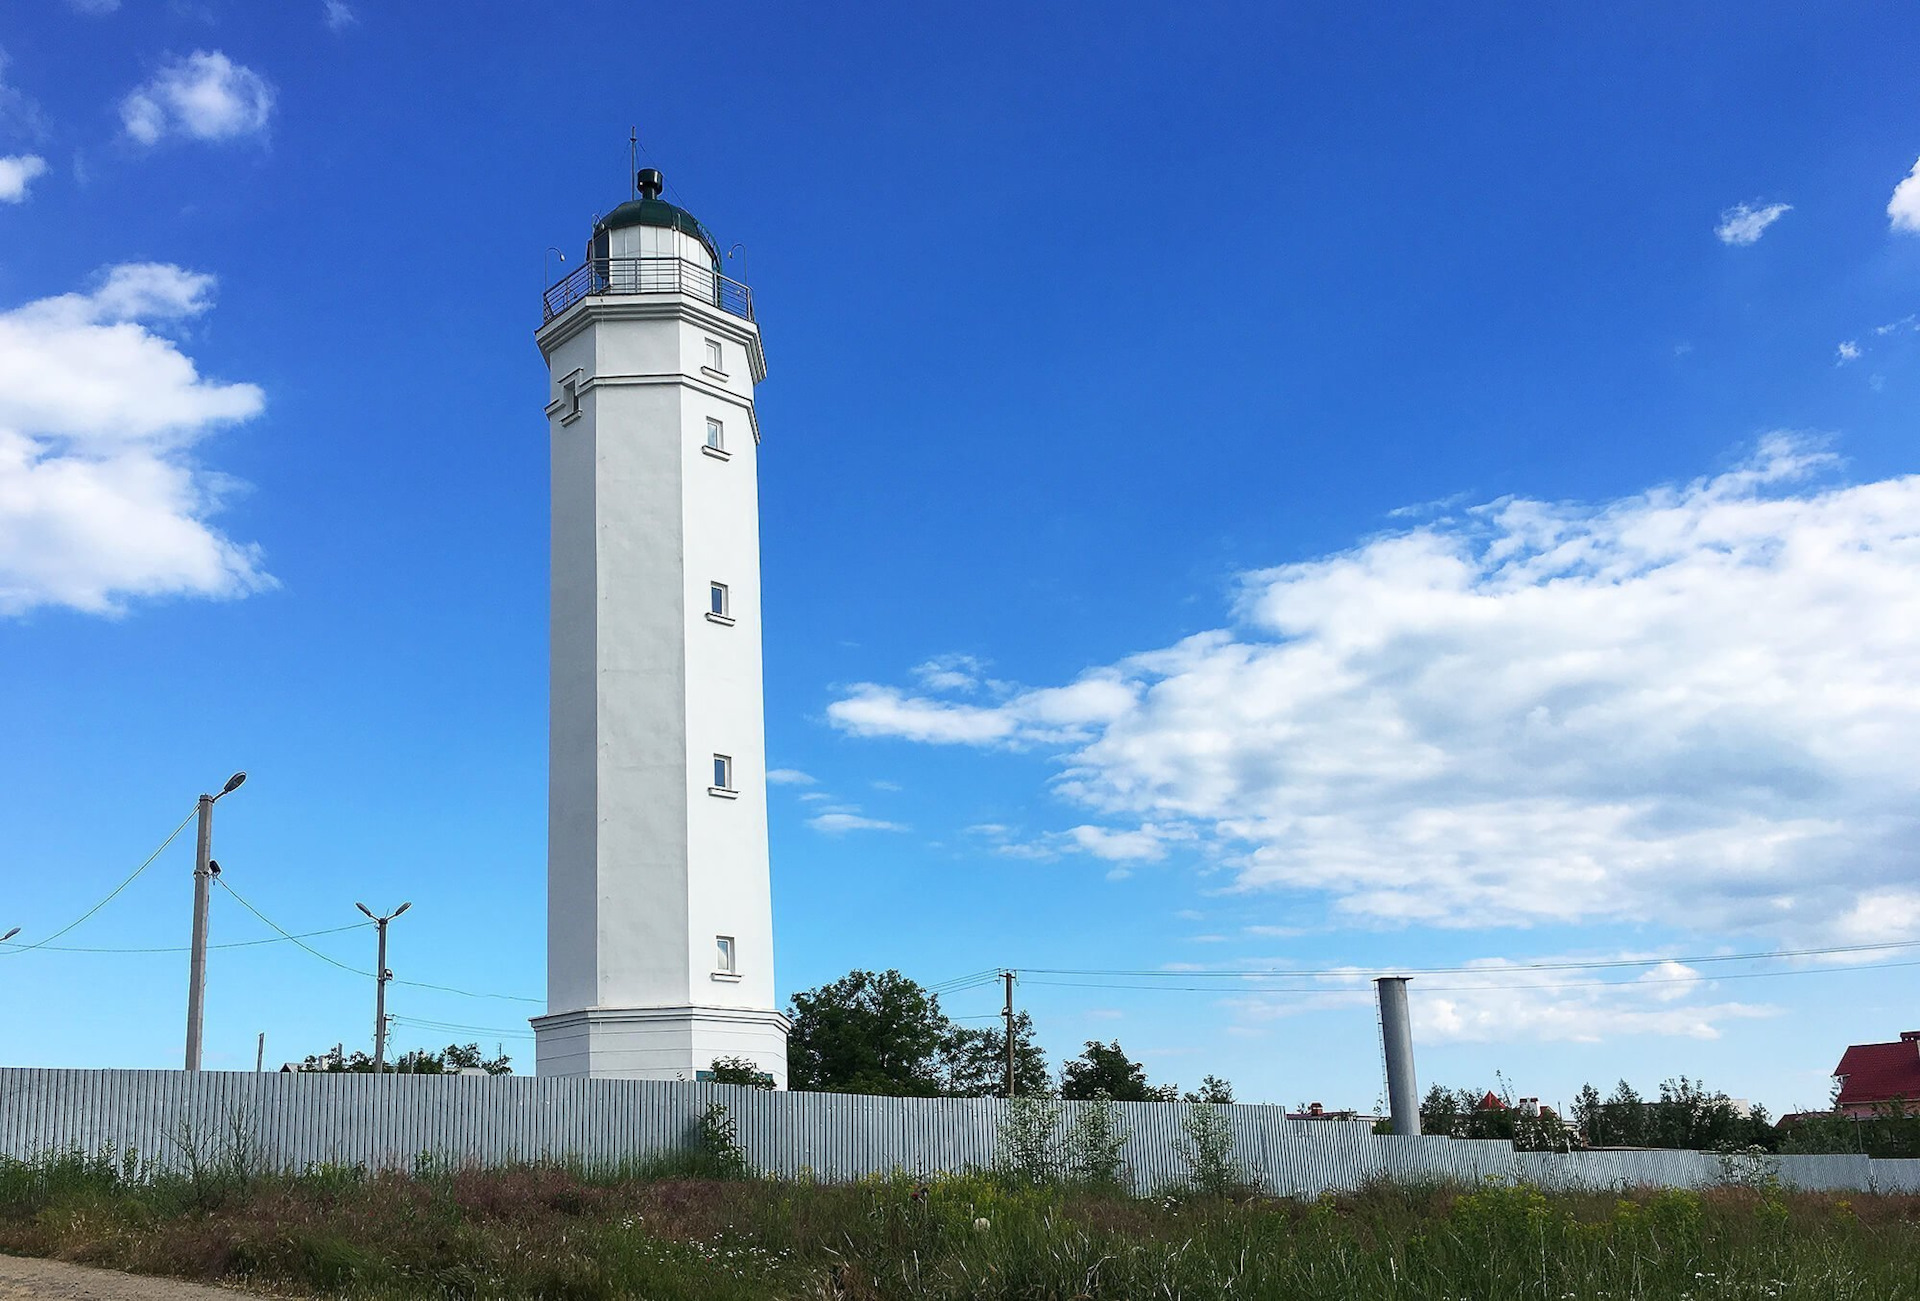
[1065,1095,1129,1191]
[1177,1103,1245,1198]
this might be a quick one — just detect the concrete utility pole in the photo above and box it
[1375,976,1421,1136]
[1002,971,1017,1098]
[185,771,247,1072]
[356,901,411,1070]
[255,1032,265,1072]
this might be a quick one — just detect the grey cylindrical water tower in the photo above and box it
[1375,976,1421,1136]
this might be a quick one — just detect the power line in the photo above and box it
[392,976,541,1005]
[214,879,542,1006]
[1006,936,1920,984]
[216,879,372,978]
[392,1014,534,1040]
[1019,954,1920,997]
[2,807,197,955]
[4,923,368,955]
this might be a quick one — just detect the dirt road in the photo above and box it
[0,1257,252,1300]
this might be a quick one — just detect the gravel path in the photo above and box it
[0,1257,256,1300]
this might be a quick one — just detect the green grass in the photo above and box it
[3,1148,1919,1299]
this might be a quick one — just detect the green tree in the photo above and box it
[943,1011,1051,1097]
[706,1056,775,1089]
[296,1042,511,1075]
[1060,1040,1176,1101]
[1184,1074,1235,1104]
[786,969,953,1095]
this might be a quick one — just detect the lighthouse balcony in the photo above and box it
[543,256,754,323]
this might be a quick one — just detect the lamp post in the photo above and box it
[355,901,410,1071]
[185,771,246,1072]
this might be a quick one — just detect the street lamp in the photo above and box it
[184,770,246,1072]
[355,901,410,1071]
[1,928,18,943]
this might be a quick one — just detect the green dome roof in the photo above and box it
[593,198,720,262]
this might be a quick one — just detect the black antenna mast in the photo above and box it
[629,127,638,199]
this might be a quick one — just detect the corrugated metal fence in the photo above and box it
[4,1068,1916,1195]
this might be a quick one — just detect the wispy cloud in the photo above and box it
[767,768,816,786]
[322,0,357,31]
[0,155,46,203]
[1715,201,1792,246]
[0,265,271,616]
[807,811,908,834]
[829,437,1920,941]
[1836,340,1861,365]
[912,653,987,693]
[1889,157,1920,234]
[121,52,274,145]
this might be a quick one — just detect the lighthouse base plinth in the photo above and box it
[531,1005,791,1088]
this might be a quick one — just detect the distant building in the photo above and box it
[1286,1101,1385,1123]
[1830,1031,1920,1117]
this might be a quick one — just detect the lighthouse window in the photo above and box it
[709,582,730,617]
[704,339,724,372]
[705,418,725,451]
[715,936,736,973]
[712,754,734,791]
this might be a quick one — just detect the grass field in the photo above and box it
[4,1148,1920,1299]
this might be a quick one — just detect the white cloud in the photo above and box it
[0,264,271,616]
[1836,340,1861,364]
[0,155,46,203]
[121,52,274,145]
[1231,958,1775,1045]
[913,653,986,693]
[829,437,1920,939]
[323,0,356,31]
[766,768,816,786]
[1889,157,1920,234]
[1715,202,1791,246]
[0,48,45,143]
[807,811,908,834]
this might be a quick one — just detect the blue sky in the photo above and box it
[3,0,1919,1116]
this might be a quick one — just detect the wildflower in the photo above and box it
[974,1217,991,1232]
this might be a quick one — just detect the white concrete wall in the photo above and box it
[534,284,785,1086]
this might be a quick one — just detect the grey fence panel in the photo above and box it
[4,1069,1915,1196]
[1777,1153,1874,1191]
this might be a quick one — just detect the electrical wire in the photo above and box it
[8,923,368,955]
[1018,954,1920,997]
[216,878,373,978]
[392,976,541,1005]
[2,807,197,955]
[1012,937,1920,982]
[214,878,543,1006]
[392,1014,534,1040]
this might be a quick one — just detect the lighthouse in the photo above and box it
[531,169,789,1085]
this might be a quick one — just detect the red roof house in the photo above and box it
[1832,1031,1920,1117]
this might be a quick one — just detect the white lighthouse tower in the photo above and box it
[530,169,788,1085]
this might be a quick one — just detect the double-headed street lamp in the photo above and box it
[355,901,410,1071]
[184,771,246,1072]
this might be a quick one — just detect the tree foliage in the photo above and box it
[785,969,1051,1097]
[295,1042,512,1075]
[706,1056,775,1090]
[1060,1040,1177,1102]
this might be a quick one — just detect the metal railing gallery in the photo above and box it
[542,256,754,323]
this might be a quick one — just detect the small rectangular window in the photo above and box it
[561,378,580,419]
[713,754,733,790]
[709,582,729,617]
[705,339,723,371]
[715,935,736,973]
[705,418,724,451]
